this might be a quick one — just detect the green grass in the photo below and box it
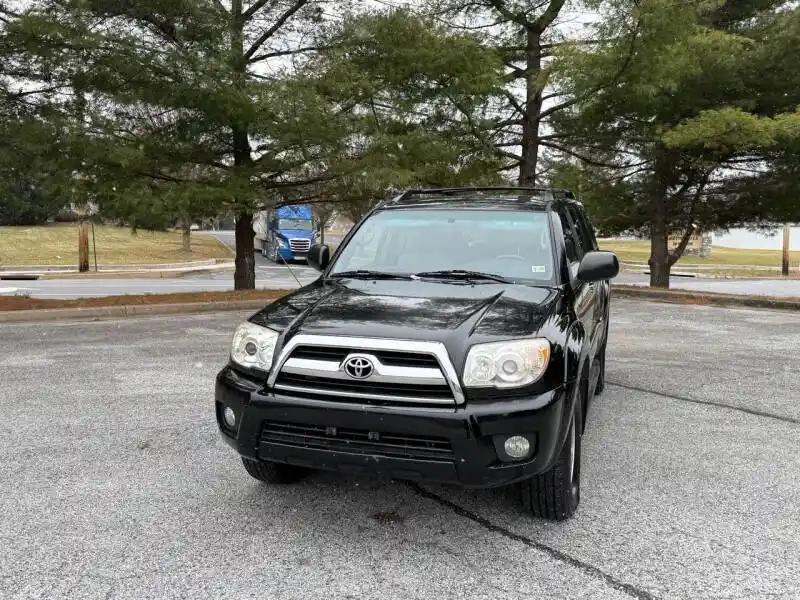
[0,224,233,267]
[599,239,800,268]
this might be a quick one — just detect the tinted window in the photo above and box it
[331,209,555,283]
[559,210,583,262]
[568,206,596,252]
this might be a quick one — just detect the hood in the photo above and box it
[250,279,562,352]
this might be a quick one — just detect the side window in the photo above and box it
[569,206,597,252]
[558,210,583,263]
[344,222,382,269]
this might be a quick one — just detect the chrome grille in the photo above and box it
[260,422,455,462]
[268,335,464,407]
[274,372,454,404]
[289,238,311,252]
[290,345,440,368]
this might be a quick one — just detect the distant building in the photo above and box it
[669,231,712,258]
[68,201,99,216]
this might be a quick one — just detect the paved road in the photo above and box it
[3,267,799,300]
[615,272,800,298]
[0,231,343,299]
[1,300,798,599]
[2,230,798,299]
[0,265,320,298]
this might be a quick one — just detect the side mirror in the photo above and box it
[307,244,331,272]
[577,251,619,283]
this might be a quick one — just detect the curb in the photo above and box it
[0,300,270,324]
[613,285,800,311]
[2,286,798,324]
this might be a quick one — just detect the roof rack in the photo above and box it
[386,186,576,205]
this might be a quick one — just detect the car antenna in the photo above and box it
[278,253,303,288]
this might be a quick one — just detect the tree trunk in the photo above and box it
[230,0,255,290]
[648,199,670,288]
[234,211,255,290]
[518,30,543,186]
[181,217,191,253]
[78,222,89,273]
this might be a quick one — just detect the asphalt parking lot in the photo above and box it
[1,300,798,600]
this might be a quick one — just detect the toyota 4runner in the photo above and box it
[215,187,619,520]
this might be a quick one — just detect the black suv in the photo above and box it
[215,187,619,520]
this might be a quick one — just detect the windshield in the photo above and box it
[278,218,313,231]
[330,209,555,283]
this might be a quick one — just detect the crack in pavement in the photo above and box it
[405,482,659,600]
[607,381,800,426]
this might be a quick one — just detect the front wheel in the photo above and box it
[241,457,310,484]
[267,240,279,262]
[518,402,582,521]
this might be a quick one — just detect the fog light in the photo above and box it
[504,435,531,459]
[223,406,236,428]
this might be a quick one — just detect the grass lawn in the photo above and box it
[0,224,233,267]
[0,289,288,312]
[599,239,800,269]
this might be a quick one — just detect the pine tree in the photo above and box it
[550,0,800,287]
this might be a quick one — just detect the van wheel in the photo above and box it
[241,457,310,484]
[267,241,279,263]
[519,401,581,521]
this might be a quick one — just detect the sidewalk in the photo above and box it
[620,261,799,280]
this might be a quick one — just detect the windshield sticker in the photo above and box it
[531,265,547,273]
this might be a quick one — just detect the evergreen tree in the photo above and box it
[308,10,506,220]
[550,0,800,287]
[5,3,505,286]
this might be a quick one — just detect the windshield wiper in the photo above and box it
[413,270,513,284]
[329,270,414,280]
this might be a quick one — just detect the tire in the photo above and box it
[519,400,582,521]
[241,457,310,484]
[267,241,278,263]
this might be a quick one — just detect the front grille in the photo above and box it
[275,372,453,402]
[268,335,464,407]
[290,345,440,369]
[289,238,311,252]
[260,421,455,462]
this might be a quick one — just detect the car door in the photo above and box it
[567,205,606,353]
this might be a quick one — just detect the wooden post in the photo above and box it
[91,223,98,271]
[78,222,90,272]
[782,223,791,276]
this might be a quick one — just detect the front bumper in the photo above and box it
[277,247,308,262]
[215,366,569,488]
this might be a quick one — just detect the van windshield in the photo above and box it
[330,209,555,283]
[278,218,313,230]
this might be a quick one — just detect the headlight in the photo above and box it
[230,322,279,371]
[463,338,550,389]
[277,237,288,249]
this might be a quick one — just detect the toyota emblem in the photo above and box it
[343,356,375,380]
